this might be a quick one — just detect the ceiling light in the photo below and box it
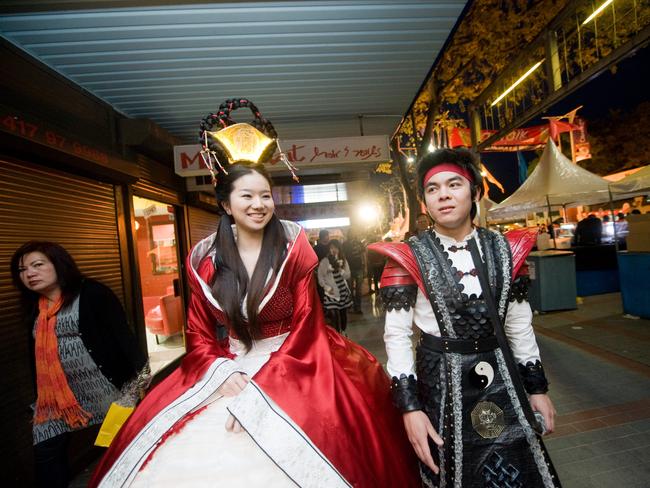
[358,203,380,223]
[491,60,544,107]
[582,0,614,25]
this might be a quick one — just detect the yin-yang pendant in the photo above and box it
[469,361,495,390]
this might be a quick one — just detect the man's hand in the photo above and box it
[529,393,556,434]
[403,410,444,473]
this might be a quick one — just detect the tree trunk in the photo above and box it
[391,141,419,233]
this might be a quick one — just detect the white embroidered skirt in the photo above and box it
[131,334,295,487]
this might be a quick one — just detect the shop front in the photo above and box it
[0,40,218,484]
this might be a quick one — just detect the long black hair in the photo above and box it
[10,241,84,316]
[416,148,484,220]
[326,239,346,272]
[207,163,288,350]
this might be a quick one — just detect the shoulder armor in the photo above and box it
[379,284,418,312]
[509,275,531,303]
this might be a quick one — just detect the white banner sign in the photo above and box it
[185,175,214,192]
[174,135,390,177]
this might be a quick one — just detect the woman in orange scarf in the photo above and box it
[10,242,149,488]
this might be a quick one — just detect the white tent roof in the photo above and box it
[488,140,611,219]
[609,165,650,195]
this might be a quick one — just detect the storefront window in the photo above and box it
[133,196,186,375]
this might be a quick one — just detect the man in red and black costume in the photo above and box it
[370,148,562,487]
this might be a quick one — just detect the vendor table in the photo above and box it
[526,250,577,312]
[617,252,650,319]
[571,245,620,296]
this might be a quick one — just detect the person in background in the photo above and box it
[601,214,614,244]
[312,229,331,302]
[313,229,331,262]
[415,212,432,233]
[342,228,366,314]
[573,213,602,246]
[10,241,149,488]
[366,235,389,294]
[318,239,353,333]
[615,212,629,241]
[549,218,563,239]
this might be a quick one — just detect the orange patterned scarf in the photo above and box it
[33,295,92,428]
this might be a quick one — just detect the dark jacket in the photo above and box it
[574,215,602,246]
[28,279,147,392]
[313,242,330,263]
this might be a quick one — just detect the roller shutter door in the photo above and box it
[132,154,181,205]
[188,206,220,247]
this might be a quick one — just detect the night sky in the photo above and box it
[481,44,649,203]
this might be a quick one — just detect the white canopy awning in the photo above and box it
[488,140,611,219]
[609,165,650,196]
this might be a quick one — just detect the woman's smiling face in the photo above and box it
[222,170,275,236]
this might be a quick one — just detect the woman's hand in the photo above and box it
[403,410,444,473]
[529,393,556,434]
[217,372,249,397]
[218,373,249,433]
[225,414,243,433]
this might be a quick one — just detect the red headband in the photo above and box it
[423,163,474,187]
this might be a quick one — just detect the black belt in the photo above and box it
[420,333,498,354]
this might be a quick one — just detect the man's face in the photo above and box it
[423,170,475,236]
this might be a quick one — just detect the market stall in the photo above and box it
[609,164,650,196]
[488,140,611,220]
[609,165,650,318]
[488,140,616,298]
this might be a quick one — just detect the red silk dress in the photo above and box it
[90,221,420,487]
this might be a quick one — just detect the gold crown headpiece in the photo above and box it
[199,98,298,184]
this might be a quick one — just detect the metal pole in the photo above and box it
[569,129,576,163]
[609,187,619,252]
[546,194,557,248]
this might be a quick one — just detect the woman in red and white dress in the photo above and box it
[90,162,420,488]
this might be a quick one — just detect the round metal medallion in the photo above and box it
[471,401,505,439]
